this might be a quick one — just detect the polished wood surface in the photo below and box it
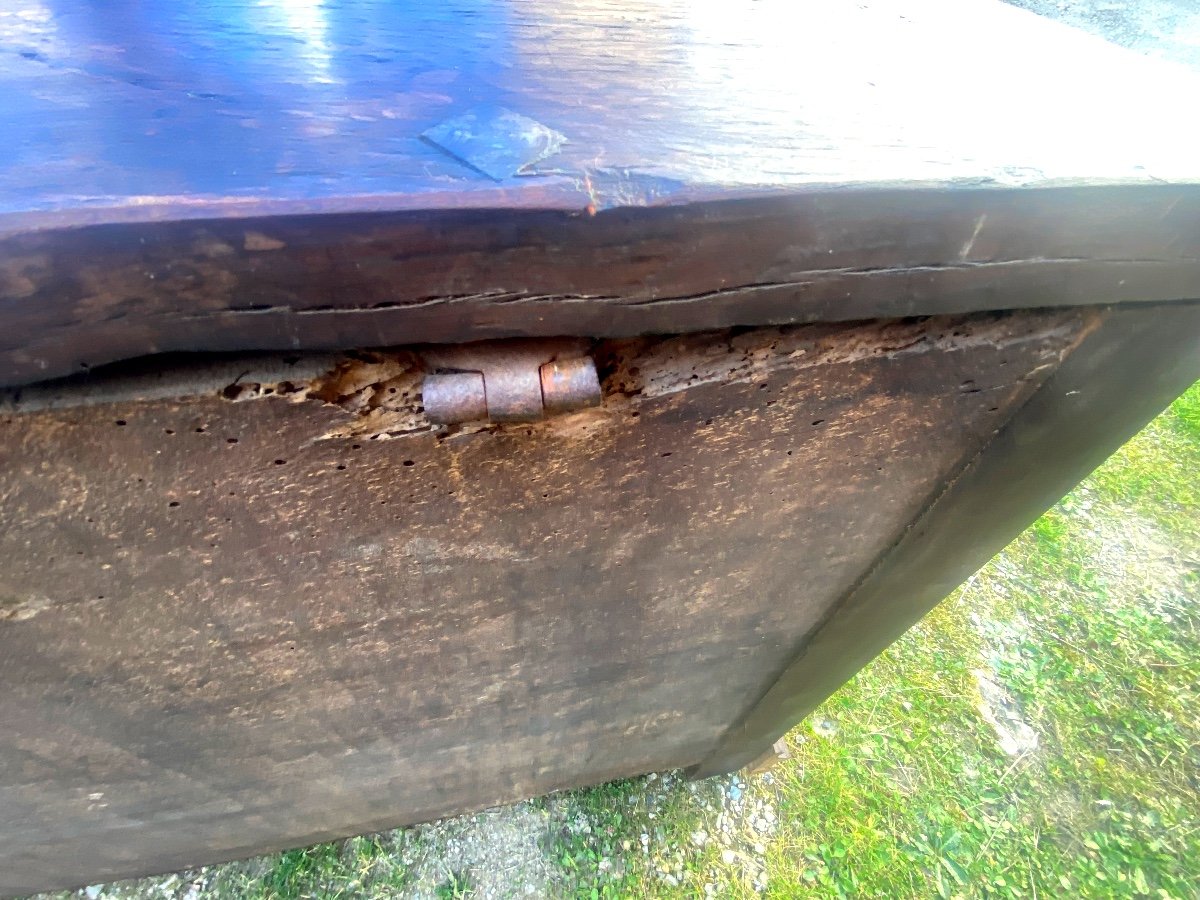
[1,0,1199,389]
[3,0,1199,221]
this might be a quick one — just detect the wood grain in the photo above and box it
[2,184,1198,387]
[695,301,1200,777]
[0,310,1088,894]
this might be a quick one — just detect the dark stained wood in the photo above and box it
[0,310,1088,894]
[3,185,1200,387]
[2,0,1200,385]
[694,301,1200,777]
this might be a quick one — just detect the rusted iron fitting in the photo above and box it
[421,340,601,425]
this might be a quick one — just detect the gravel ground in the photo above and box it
[48,767,775,899]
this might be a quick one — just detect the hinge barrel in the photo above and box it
[421,340,601,425]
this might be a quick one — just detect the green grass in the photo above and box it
[198,835,414,899]
[555,380,1200,899]
[54,382,1199,899]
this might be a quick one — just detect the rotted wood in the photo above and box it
[694,301,1200,777]
[0,309,1091,894]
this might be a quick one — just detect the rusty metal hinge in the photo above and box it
[421,339,601,424]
